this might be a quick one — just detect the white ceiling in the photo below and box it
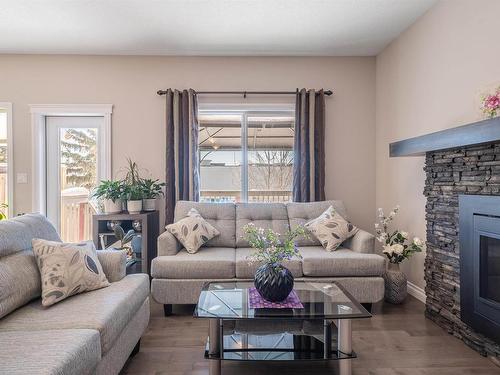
[0,0,437,56]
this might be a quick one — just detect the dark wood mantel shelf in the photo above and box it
[390,117,500,157]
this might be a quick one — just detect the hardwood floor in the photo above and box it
[122,297,500,375]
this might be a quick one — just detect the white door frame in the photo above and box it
[0,102,13,217]
[30,104,112,214]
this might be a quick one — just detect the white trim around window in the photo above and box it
[30,104,112,214]
[198,102,295,112]
[0,102,13,217]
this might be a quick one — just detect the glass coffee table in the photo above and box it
[194,281,371,375]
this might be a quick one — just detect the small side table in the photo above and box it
[92,211,159,275]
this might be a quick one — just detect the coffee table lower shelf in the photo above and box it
[204,341,357,361]
[204,319,355,374]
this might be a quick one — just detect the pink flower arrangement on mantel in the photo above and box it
[481,87,500,118]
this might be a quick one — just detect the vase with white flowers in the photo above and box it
[375,205,425,304]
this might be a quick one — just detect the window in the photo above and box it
[198,109,294,203]
[0,103,12,218]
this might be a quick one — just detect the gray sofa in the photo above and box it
[151,200,385,314]
[0,214,150,375]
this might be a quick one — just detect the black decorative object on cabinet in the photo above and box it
[254,263,294,302]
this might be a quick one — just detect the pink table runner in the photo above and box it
[248,287,304,309]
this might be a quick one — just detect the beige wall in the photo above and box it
[4,0,498,291]
[0,55,376,229]
[376,0,500,289]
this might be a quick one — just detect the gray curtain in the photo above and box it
[165,89,200,224]
[293,89,326,202]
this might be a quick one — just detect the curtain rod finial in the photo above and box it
[157,90,166,96]
[324,90,333,96]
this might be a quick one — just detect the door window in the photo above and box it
[46,116,104,242]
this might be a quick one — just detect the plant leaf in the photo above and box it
[123,230,136,244]
[113,225,125,240]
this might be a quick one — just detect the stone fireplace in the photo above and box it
[389,117,500,362]
[424,143,500,359]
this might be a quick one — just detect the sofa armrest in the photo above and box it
[157,230,180,256]
[97,250,127,282]
[344,229,375,254]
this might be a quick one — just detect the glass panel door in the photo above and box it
[0,108,9,218]
[46,116,104,242]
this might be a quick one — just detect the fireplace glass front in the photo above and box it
[480,235,500,304]
[459,195,500,343]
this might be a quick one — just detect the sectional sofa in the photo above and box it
[151,200,385,315]
[0,214,150,375]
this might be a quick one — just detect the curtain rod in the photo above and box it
[156,89,333,97]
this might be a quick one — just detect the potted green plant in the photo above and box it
[123,158,141,186]
[121,158,144,213]
[92,180,124,214]
[124,184,144,213]
[112,225,135,250]
[111,224,136,260]
[140,178,165,211]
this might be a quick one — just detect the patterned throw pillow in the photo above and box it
[305,206,359,251]
[32,239,110,307]
[166,208,220,254]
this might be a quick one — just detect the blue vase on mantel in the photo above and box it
[383,262,408,304]
[254,263,294,302]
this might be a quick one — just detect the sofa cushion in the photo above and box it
[174,201,236,247]
[286,200,348,246]
[96,249,127,282]
[236,203,289,247]
[0,329,101,375]
[0,250,41,319]
[0,273,149,355]
[152,247,236,279]
[0,214,61,319]
[300,246,385,277]
[235,248,303,278]
[0,213,61,258]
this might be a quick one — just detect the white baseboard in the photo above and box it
[407,281,426,303]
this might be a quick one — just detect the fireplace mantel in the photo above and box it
[390,117,500,157]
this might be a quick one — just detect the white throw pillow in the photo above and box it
[305,206,359,251]
[166,208,220,254]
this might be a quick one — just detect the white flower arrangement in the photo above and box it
[375,206,424,264]
[242,223,307,268]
